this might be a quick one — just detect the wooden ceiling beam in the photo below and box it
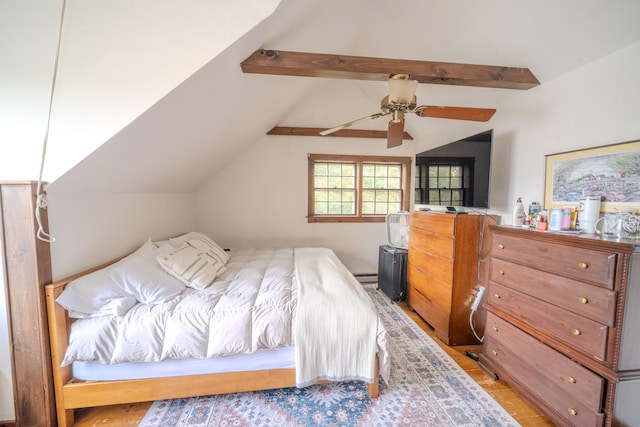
[267,126,413,140]
[241,49,539,90]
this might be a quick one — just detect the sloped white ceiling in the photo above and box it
[48,0,640,193]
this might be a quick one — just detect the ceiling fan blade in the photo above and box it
[319,112,389,135]
[387,120,405,148]
[414,106,496,122]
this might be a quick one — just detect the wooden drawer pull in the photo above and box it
[492,326,499,332]
[578,262,588,269]
[498,270,505,275]
[568,376,576,384]
[498,244,505,249]
[572,328,581,336]
[494,293,501,299]
[568,408,578,416]
[578,297,589,304]
[492,350,498,356]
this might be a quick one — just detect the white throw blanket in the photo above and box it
[294,247,390,387]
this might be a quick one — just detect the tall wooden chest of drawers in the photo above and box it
[407,211,496,345]
[479,225,640,426]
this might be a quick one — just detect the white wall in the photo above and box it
[486,40,640,222]
[46,192,195,279]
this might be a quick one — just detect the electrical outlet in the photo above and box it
[470,286,486,311]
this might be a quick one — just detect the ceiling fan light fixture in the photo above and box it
[388,74,418,104]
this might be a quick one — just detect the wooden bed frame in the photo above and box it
[45,262,380,427]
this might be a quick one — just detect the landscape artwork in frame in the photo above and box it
[544,140,640,213]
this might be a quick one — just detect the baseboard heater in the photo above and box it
[354,273,378,283]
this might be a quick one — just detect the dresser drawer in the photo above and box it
[484,313,605,427]
[492,234,617,289]
[409,229,454,260]
[407,263,452,308]
[410,211,455,236]
[490,258,617,326]
[488,282,609,361]
[407,287,449,336]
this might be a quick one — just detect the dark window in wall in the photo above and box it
[414,130,492,208]
[415,158,474,206]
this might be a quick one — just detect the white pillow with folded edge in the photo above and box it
[56,241,150,318]
[157,238,228,289]
[56,239,186,318]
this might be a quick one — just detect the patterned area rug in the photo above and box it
[139,284,520,426]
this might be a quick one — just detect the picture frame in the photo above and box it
[544,139,640,213]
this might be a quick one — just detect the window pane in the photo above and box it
[328,164,342,176]
[387,177,400,189]
[374,177,387,189]
[328,176,341,188]
[374,204,386,214]
[342,202,355,214]
[362,164,375,177]
[362,201,375,214]
[342,190,355,202]
[362,177,374,188]
[314,176,327,188]
[362,190,375,202]
[314,163,328,176]
[438,177,449,188]
[388,190,401,202]
[315,202,328,214]
[342,164,355,176]
[328,202,342,214]
[342,176,355,188]
[375,165,387,177]
[388,165,401,178]
[375,190,388,203]
[314,189,327,202]
[450,177,462,188]
[328,190,342,201]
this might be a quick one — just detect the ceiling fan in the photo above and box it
[319,74,496,148]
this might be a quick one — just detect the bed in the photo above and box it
[45,232,390,426]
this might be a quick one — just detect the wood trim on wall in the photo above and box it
[0,182,55,426]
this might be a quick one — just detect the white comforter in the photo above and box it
[62,247,389,386]
[63,248,297,365]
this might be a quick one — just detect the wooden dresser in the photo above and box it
[407,210,496,345]
[479,225,640,427]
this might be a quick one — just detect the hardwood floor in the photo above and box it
[73,302,555,426]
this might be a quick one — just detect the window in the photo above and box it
[415,158,473,206]
[308,154,412,223]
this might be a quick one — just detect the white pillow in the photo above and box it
[55,241,152,318]
[108,242,186,304]
[168,232,230,264]
[157,238,228,289]
[56,239,187,318]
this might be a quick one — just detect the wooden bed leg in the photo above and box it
[368,356,380,398]
[368,379,379,398]
[58,409,74,427]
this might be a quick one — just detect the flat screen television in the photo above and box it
[414,130,492,209]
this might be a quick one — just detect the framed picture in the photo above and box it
[544,140,640,213]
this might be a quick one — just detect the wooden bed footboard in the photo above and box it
[45,268,379,427]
